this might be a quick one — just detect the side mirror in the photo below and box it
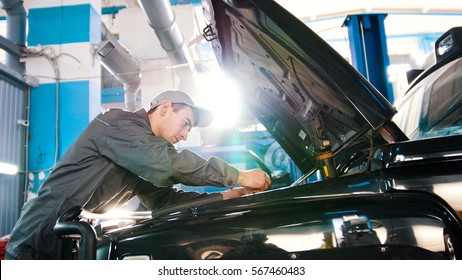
[406,69,424,85]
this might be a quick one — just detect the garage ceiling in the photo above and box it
[274,0,462,21]
[2,1,460,36]
[2,0,461,20]
[98,0,462,20]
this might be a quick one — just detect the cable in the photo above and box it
[23,86,31,204]
[20,46,62,174]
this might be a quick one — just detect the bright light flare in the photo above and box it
[196,72,242,129]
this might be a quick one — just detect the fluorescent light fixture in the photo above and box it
[0,162,19,175]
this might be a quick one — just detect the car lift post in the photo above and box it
[343,14,394,103]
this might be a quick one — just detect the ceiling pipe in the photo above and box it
[99,23,141,111]
[0,0,26,74]
[137,0,196,77]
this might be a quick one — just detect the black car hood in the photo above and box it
[202,0,407,174]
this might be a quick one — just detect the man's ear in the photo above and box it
[159,101,172,116]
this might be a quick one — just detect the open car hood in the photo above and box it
[201,0,407,175]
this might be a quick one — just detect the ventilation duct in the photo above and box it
[99,23,141,111]
[1,0,26,74]
[138,0,196,77]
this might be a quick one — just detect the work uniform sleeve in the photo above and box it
[134,179,223,211]
[98,112,239,189]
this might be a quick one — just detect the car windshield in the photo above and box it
[393,57,462,140]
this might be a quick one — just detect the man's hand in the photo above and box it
[221,169,271,200]
[221,188,254,200]
[236,169,271,191]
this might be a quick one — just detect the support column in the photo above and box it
[25,1,101,197]
[343,14,394,103]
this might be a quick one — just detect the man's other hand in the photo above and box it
[236,169,271,191]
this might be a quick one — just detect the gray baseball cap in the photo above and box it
[149,90,214,127]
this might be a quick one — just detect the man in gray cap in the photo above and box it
[6,90,271,260]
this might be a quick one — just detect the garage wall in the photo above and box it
[0,65,28,237]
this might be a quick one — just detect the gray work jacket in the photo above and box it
[6,108,239,259]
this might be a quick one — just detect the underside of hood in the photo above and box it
[201,0,407,176]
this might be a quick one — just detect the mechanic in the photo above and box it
[6,90,271,260]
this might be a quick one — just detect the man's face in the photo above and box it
[156,103,195,144]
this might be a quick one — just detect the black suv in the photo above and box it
[54,1,462,260]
